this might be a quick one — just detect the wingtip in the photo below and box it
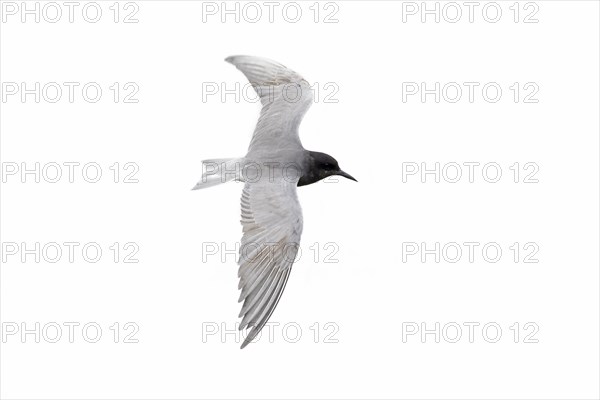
[240,327,252,349]
[225,55,267,65]
[225,55,242,64]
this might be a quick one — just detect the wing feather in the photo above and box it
[237,179,303,349]
[225,55,313,154]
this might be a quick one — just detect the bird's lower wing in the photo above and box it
[237,178,303,348]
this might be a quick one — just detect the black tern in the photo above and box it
[193,55,356,348]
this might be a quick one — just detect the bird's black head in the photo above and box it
[298,151,357,187]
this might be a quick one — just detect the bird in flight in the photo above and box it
[193,56,356,348]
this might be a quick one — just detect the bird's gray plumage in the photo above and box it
[225,55,311,348]
[194,56,356,349]
[237,179,302,348]
[226,55,312,160]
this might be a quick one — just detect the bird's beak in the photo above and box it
[337,170,357,182]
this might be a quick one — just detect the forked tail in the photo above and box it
[192,158,245,190]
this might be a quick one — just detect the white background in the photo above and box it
[1,1,599,399]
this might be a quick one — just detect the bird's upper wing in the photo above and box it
[225,55,313,153]
[237,177,303,348]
